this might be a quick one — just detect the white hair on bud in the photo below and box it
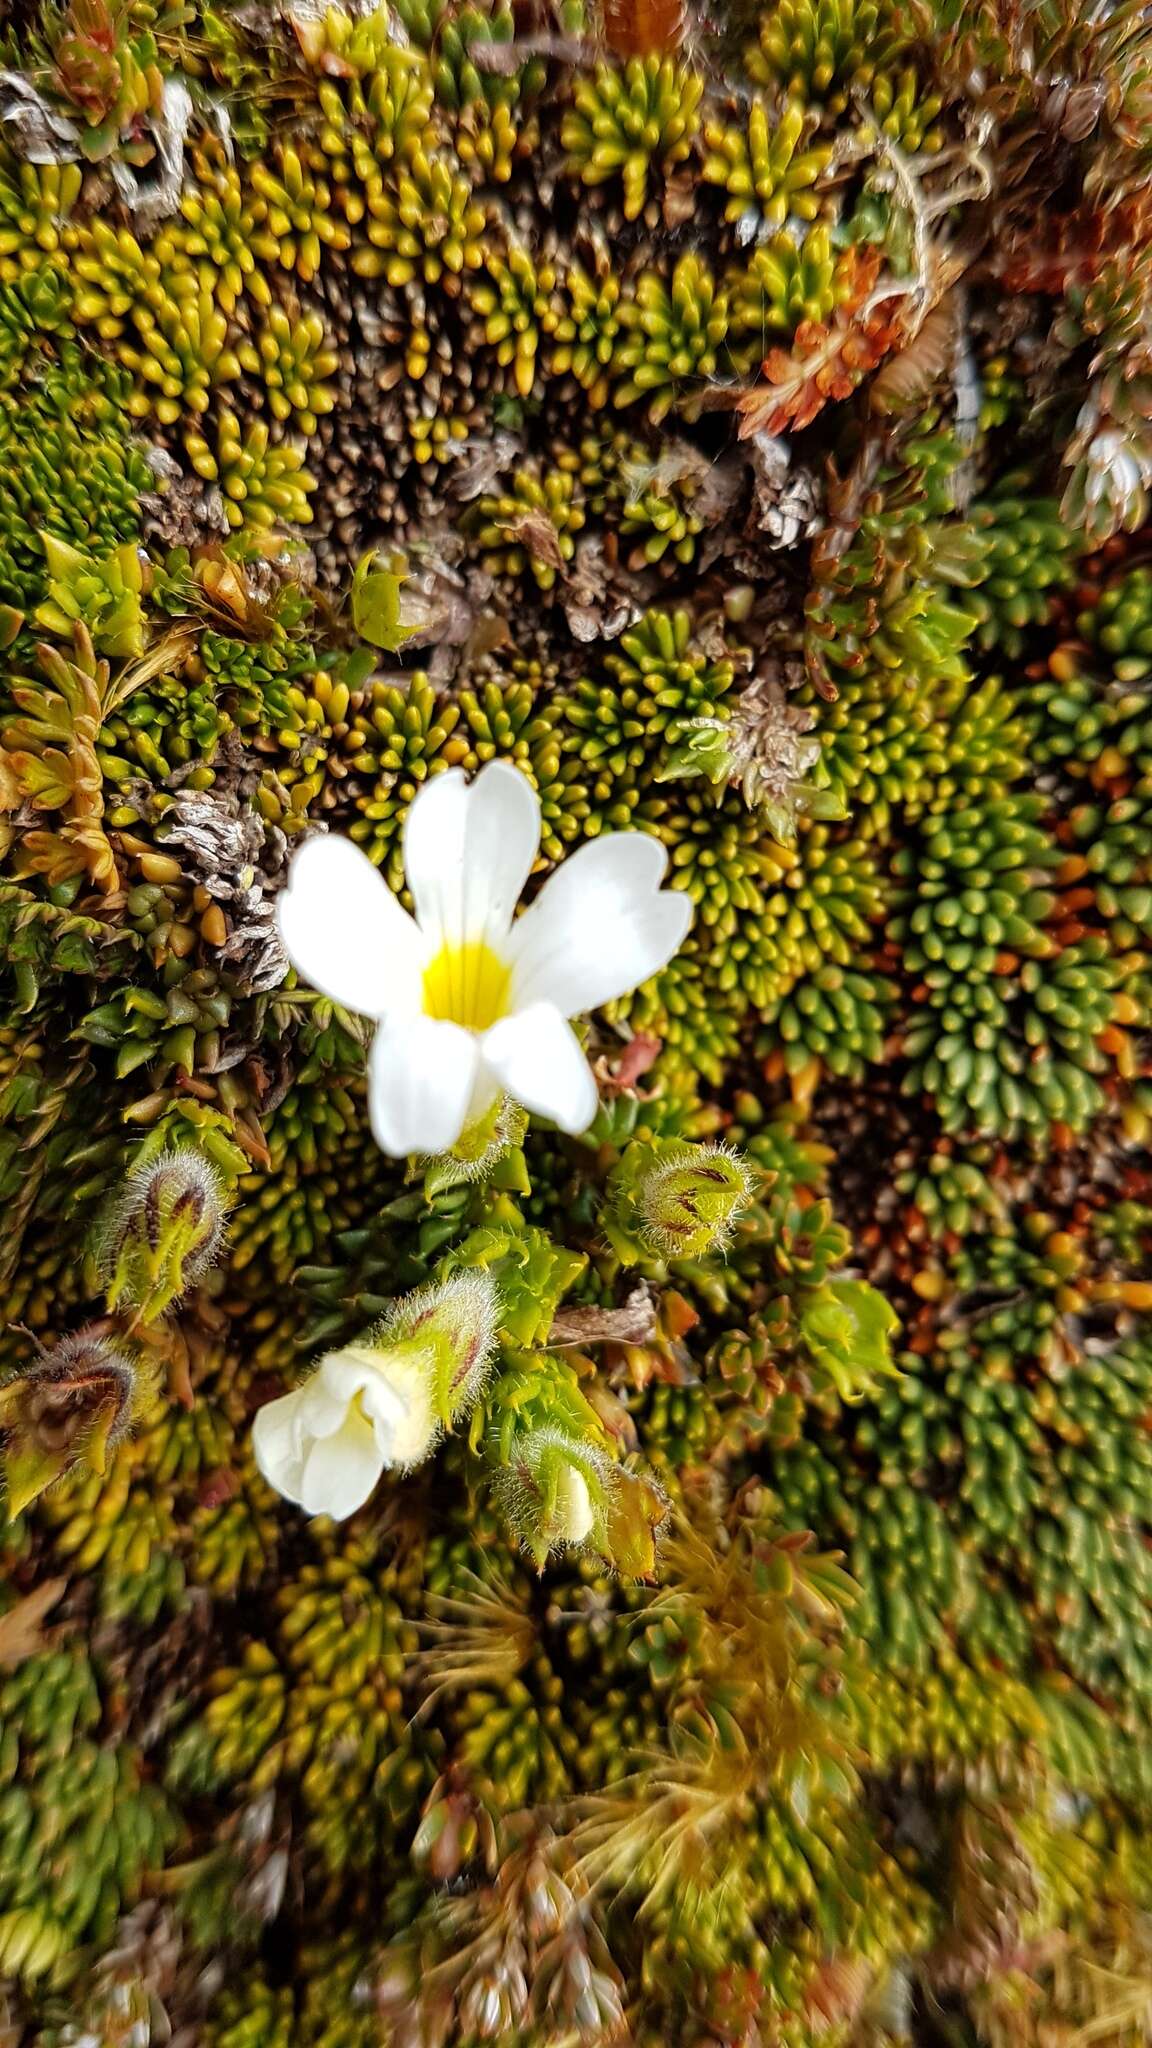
[637,1139,755,1256]
[492,1426,612,1562]
[371,1269,502,1420]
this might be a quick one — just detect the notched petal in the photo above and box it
[509,833,693,1016]
[403,761,541,954]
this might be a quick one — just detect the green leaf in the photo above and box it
[799,1276,900,1402]
[350,552,419,652]
[444,1218,585,1347]
[802,785,848,822]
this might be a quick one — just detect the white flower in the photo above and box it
[276,760,693,1156]
[252,1343,437,1521]
[252,1272,499,1520]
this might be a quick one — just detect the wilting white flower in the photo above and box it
[252,1272,498,1520]
[277,760,692,1156]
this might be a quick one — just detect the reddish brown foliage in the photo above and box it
[734,249,905,438]
[998,193,1152,294]
[736,313,903,437]
[602,0,685,57]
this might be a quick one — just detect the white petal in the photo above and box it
[402,761,540,953]
[319,1346,389,1401]
[508,833,693,1016]
[252,1386,309,1506]
[367,1358,439,1467]
[278,834,423,1020]
[482,1003,599,1135]
[299,1406,385,1519]
[312,1350,392,1436]
[368,1015,480,1157]
[322,1347,438,1468]
[294,1364,360,1444]
[555,1465,594,1543]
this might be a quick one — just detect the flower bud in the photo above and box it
[252,1272,499,1521]
[494,1427,608,1567]
[494,1425,669,1575]
[0,1329,149,1517]
[604,1138,754,1263]
[94,1148,230,1322]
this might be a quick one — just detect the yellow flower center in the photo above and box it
[423,940,511,1032]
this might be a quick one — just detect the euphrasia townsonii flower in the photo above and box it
[252,1272,499,1520]
[275,760,693,1157]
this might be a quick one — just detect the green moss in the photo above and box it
[894,797,1117,1140]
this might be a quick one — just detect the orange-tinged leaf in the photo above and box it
[0,749,22,811]
[734,252,899,437]
[602,0,684,55]
[663,1289,700,1341]
[69,818,119,892]
[600,1466,669,1578]
[19,828,89,887]
[737,316,897,437]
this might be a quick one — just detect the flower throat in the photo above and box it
[422,940,511,1032]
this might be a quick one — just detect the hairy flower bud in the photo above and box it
[639,1142,753,1254]
[494,1423,669,1574]
[0,1329,149,1517]
[604,1138,754,1262]
[494,1427,608,1567]
[94,1148,231,1323]
[252,1272,500,1521]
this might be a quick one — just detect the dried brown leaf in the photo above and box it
[500,513,568,574]
[471,31,595,70]
[451,431,524,503]
[869,294,959,414]
[550,1286,658,1349]
[0,1578,67,1667]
